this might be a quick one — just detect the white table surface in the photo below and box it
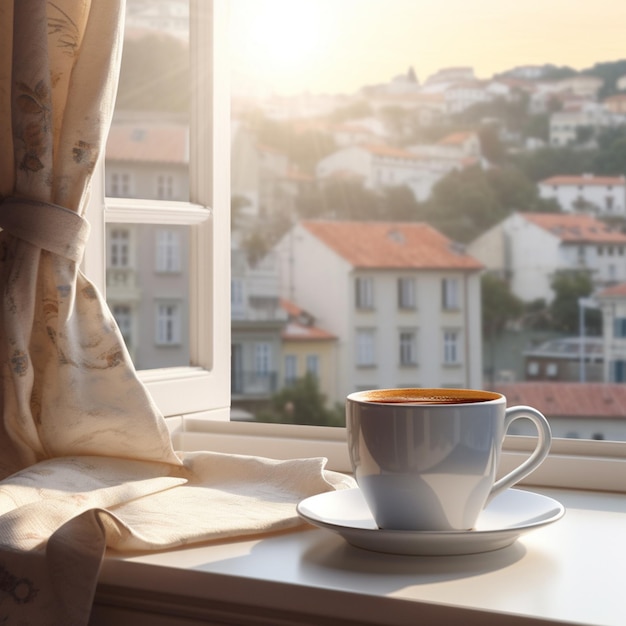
[96,487,626,626]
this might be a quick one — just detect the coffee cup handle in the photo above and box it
[490,405,552,498]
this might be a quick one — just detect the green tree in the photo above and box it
[549,270,601,334]
[256,374,344,426]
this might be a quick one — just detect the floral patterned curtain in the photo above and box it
[0,2,352,624]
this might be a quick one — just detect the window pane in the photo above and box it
[229,0,626,442]
[106,223,190,369]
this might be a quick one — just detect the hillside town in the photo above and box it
[105,0,626,440]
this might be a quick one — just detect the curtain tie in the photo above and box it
[0,197,90,263]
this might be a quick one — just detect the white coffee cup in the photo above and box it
[346,388,552,531]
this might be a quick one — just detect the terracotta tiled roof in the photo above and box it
[302,220,483,270]
[519,212,626,244]
[281,323,336,341]
[540,175,625,186]
[492,382,626,419]
[597,282,626,298]
[106,124,188,164]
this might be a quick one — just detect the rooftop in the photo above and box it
[302,220,484,270]
[518,212,626,244]
[492,382,626,419]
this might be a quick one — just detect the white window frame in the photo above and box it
[80,1,626,495]
[443,329,462,364]
[84,0,230,421]
[399,329,417,366]
[442,276,460,310]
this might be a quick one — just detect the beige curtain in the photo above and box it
[0,2,353,624]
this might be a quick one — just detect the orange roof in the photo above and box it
[282,323,336,341]
[302,220,483,270]
[519,212,626,244]
[106,124,188,164]
[492,382,626,419]
[597,282,626,298]
[540,175,625,186]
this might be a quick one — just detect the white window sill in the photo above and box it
[93,486,625,626]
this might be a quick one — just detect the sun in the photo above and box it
[231,0,338,94]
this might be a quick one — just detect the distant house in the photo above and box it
[231,241,288,410]
[603,93,626,114]
[280,300,338,407]
[596,282,626,382]
[467,212,626,303]
[106,116,189,200]
[274,220,484,403]
[523,336,604,383]
[492,382,626,441]
[538,174,626,217]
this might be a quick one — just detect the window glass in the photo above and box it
[105,0,192,371]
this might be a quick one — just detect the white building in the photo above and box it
[274,220,484,403]
[538,174,626,216]
[467,212,626,303]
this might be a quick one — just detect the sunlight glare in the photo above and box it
[233,0,338,93]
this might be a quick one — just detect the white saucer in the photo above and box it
[297,487,565,556]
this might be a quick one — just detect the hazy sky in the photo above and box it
[230,0,626,96]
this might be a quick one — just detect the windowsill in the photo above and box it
[93,486,626,626]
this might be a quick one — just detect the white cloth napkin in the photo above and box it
[0,452,355,625]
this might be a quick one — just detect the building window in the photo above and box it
[255,342,272,375]
[612,360,626,382]
[614,318,626,338]
[109,172,131,197]
[355,276,374,310]
[527,361,539,376]
[356,329,376,367]
[157,173,175,199]
[156,303,181,346]
[546,362,558,377]
[443,330,461,364]
[442,277,460,310]
[231,278,245,319]
[156,229,182,273]
[112,305,132,346]
[109,228,130,268]
[397,277,416,309]
[284,354,297,386]
[306,354,319,377]
[399,331,417,366]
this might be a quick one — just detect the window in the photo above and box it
[109,171,131,197]
[397,277,416,309]
[443,330,461,364]
[83,1,626,488]
[157,173,175,200]
[399,330,417,366]
[86,1,230,419]
[155,229,182,273]
[255,342,272,376]
[156,302,182,346]
[306,354,319,377]
[112,304,133,347]
[614,318,626,338]
[355,276,374,310]
[284,354,297,386]
[442,278,460,310]
[356,329,376,367]
[109,228,131,268]
[546,362,558,377]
